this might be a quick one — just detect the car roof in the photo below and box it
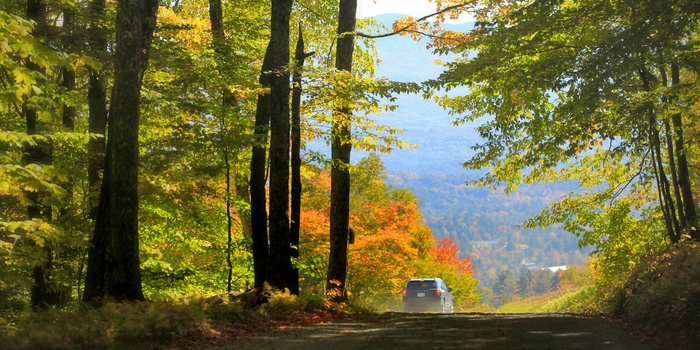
[408,278,442,282]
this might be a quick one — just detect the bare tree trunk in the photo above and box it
[326,0,357,302]
[250,92,270,292]
[24,0,57,311]
[267,0,294,292]
[290,26,313,295]
[85,0,158,303]
[83,0,109,304]
[669,63,698,239]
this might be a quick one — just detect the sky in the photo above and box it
[357,0,438,18]
[357,0,472,22]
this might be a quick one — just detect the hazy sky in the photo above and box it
[357,0,472,22]
[357,0,438,18]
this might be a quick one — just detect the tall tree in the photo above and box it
[82,0,110,303]
[267,0,294,292]
[290,27,313,295]
[86,0,108,216]
[83,0,159,303]
[326,0,356,302]
[493,270,516,305]
[24,0,55,310]
[0,4,85,312]
[250,0,295,293]
[209,0,236,294]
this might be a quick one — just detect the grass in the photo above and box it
[609,240,700,347]
[0,300,208,350]
[0,289,376,350]
[495,286,598,314]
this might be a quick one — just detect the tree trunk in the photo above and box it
[267,0,294,292]
[86,0,108,218]
[209,0,239,294]
[24,0,58,311]
[60,7,76,131]
[642,69,681,243]
[250,40,272,293]
[326,0,357,302]
[84,0,158,303]
[669,63,698,239]
[290,27,313,295]
[250,101,270,291]
[83,0,109,303]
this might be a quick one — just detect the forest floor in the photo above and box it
[157,311,685,350]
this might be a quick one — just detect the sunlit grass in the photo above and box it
[0,288,375,350]
[495,286,598,314]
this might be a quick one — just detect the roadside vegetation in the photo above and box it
[4,244,698,350]
[0,289,379,350]
[495,241,700,348]
[495,286,597,314]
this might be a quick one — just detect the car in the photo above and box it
[402,278,454,313]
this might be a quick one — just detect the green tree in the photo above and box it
[517,270,534,298]
[1,2,95,310]
[326,0,357,302]
[428,0,700,285]
[23,0,59,311]
[493,269,516,305]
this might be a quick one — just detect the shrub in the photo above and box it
[612,241,700,342]
[0,301,207,350]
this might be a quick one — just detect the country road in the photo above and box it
[229,313,653,350]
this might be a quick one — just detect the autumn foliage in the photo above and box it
[298,156,479,311]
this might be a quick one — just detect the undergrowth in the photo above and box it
[610,240,700,344]
[0,289,372,350]
[496,241,700,348]
[0,301,207,350]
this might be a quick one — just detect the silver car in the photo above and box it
[402,278,454,313]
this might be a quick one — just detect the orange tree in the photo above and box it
[415,236,479,311]
[299,155,480,310]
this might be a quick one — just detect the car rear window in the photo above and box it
[407,280,437,290]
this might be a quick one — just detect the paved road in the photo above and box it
[230,313,652,350]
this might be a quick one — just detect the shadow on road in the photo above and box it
[234,313,652,350]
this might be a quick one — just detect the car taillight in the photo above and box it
[436,289,442,297]
[403,289,407,296]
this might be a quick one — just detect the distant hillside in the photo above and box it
[315,14,592,292]
[354,14,478,174]
[385,171,590,287]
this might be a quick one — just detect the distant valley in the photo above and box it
[362,14,591,289]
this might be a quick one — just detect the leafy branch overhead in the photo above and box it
[424,0,700,288]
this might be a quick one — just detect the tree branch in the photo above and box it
[356,3,471,39]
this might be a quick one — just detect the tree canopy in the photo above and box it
[427,0,700,289]
[0,0,480,313]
